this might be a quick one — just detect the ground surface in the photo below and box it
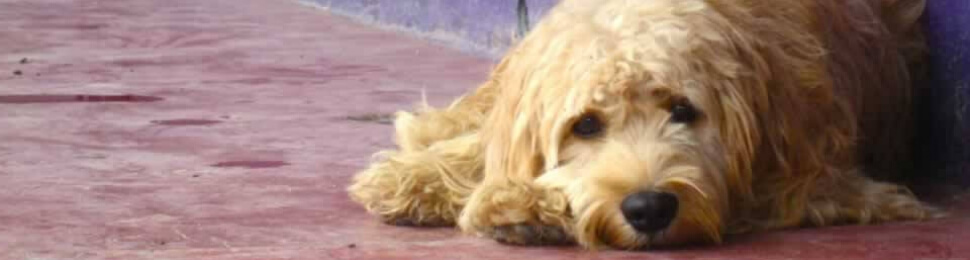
[0,0,968,259]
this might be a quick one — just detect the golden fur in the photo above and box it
[348,0,939,249]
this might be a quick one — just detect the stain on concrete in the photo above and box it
[151,119,222,126]
[0,94,164,104]
[211,160,290,169]
[345,113,393,125]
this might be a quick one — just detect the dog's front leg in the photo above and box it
[348,133,483,227]
[458,180,575,246]
[803,172,941,226]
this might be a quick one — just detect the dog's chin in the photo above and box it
[570,182,724,250]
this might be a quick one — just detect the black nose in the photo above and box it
[620,191,679,234]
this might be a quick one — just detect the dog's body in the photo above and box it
[349,0,936,249]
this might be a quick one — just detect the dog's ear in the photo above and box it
[478,54,548,183]
[691,2,850,227]
[879,0,925,35]
[714,4,862,226]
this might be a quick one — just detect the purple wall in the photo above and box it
[301,0,558,58]
[916,0,970,186]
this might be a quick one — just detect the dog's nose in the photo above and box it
[620,191,679,234]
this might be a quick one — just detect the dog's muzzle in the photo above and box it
[620,191,679,234]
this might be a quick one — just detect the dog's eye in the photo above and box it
[669,101,698,123]
[572,114,604,138]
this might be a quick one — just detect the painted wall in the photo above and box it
[300,0,558,58]
[917,0,970,186]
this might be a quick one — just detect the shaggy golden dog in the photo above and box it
[348,0,939,249]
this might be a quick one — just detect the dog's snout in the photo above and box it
[620,191,679,234]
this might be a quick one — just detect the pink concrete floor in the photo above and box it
[0,0,968,259]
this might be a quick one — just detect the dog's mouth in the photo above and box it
[553,137,728,249]
[635,185,724,249]
[569,177,724,250]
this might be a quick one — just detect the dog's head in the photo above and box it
[481,0,853,249]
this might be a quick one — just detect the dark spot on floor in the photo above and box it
[151,119,222,126]
[0,94,164,104]
[345,113,393,125]
[19,58,28,64]
[211,160,289,169]
[347,243,357,249]
[13,70,22,76]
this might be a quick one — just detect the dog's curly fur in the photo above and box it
[348,0,940,250]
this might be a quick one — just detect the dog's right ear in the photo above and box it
[478,53,549,184]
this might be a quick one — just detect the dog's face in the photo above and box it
[537,70,736,249]
[481,0,785,249]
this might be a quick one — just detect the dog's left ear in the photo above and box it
[879,0,926,35]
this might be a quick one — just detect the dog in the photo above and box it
[348,0,939,249]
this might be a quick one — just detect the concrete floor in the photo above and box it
[0,0,968,259]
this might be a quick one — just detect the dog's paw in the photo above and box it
[459,180,575,246]
[805,177,943,226]
[492,224,575,246]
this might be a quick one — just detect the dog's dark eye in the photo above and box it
[572,114,603,138]
[669,101,698,123]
